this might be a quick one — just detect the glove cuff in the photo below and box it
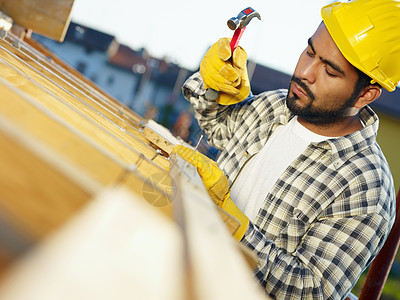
[221,194,250,241]
[208,173,230,206]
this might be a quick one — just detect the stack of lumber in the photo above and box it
[0,2,269,299]
[0,29,173,261]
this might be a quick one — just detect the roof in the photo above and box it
[250,63,291,94]
[108,42,193,88]
[65,22,115,52]
[108,44,147,71]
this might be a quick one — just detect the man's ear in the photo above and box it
[354,85,382,109]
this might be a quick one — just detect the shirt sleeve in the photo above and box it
[241,197,393,299]
[182,72,286,150]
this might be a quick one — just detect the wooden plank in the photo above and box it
[0,95,173,273]
[143,126,175,154]
[142,120,184,154]
[0,81,122,185]
[0,39,170,168]
[0,52,169,170]
[0,0,74,41]
[0,77,173,212]
[0,188,184,300]
[11,35,176,163]
[3,35,144,134]
[22,36,144,125]
[170,155,268,300]
[0,115,95,244]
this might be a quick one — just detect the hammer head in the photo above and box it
[227,7,261,30]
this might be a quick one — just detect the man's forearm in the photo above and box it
[182,72,235,150]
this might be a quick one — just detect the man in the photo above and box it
[173,0,399,299]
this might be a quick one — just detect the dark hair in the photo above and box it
[353,68,381,97]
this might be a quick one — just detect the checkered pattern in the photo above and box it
[183,73,396,300]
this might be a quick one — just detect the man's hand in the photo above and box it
[173,145,249,240]
[200,38,251,106]
[173,145,229,206]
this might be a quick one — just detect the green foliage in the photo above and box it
[350,267,400,299]
[381,276,400,300]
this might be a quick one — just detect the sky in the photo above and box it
[70,0,333,75]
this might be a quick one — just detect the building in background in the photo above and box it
[33,22,192,119]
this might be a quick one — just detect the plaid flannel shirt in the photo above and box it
[182,72,396,300]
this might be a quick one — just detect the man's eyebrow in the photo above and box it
[307,38,316,54]
[307,37,345,75]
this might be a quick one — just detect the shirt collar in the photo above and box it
[314,106,378,170]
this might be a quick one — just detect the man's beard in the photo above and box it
[286,76,359,126]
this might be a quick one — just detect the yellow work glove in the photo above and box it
[200,37,251,106]
[173,145,249,240]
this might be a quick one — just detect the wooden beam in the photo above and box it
[0,188,184,300]
[0,77,173,209]
[0,0,74,41]
[0,91,174,272]
[11,34,176,163]
[0,42,169,170]
[170,155,267,300]
[5,34,144,132]
[0,114,95,245]
[23,36,144,125]
[142,120,185,154]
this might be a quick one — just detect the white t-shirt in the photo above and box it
[230,116,333,222]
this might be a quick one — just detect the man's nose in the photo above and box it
[299,59,317,84]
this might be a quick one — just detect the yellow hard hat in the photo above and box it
[321,0,400,92]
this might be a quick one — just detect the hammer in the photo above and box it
[205,7,261,101]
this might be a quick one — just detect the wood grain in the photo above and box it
[0,53,169,171]
[0,0,74,41]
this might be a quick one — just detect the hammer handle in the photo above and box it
[230,27,246,53]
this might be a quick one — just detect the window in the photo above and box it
[76,62,86,74]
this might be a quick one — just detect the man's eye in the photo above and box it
[325,68,337,77]
[306,51,314,57]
